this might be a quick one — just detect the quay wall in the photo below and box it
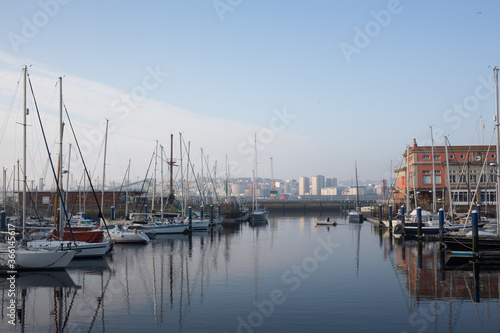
[259,200,374,215]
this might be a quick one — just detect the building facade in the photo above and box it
[298,177,310,196]
[393,140,497,213]
[311,175,325,196]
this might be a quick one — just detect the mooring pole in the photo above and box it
[417,207,422,238]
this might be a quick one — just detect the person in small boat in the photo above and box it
[327,217,330,222]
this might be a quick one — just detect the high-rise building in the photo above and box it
[298,177,310,195]
[311,175,325,195]
[326,177,337,187]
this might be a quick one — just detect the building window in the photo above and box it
[422,170,431,184]
[434,155,441,160]
[449,154,454,159]
[452,190,468,204]
[422,155,430,160]
[480,174,486,183]
[459,172,467,183]
[470,174,477,183]
[480,190,497,204]
[449,175,456,184]
[492,154,496,159]
[460,154,465,159]
[422,170,441,184]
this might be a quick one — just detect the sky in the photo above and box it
[0,0,499,190]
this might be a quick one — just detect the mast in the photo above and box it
[186,141,190,207]
[169,134,174,201]
[444,136,453,220]
[22,66,27,240]
[160,144,164,220]
[200,148,204,204]
[2,168,6,209]
[64,143,72,218]
[179,132,185,217]
[58,76,64,236]
[431,126,436,213]
[405,145,410,211]
[254,133,258,210]
[355,160,359,212]
[152,140,158,212]
[494,66,499,234]
[101,119,109,220]
[125,159,130,219]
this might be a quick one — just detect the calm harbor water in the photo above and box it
[1,214,499,332]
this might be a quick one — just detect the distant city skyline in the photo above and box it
[1,2,499,188]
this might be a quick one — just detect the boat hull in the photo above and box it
[252,209,268,222]
[348,213,363,223]
[0,247,77,270]
[151,224,188,234]
[27,240,112,258]
[443,235,500,252]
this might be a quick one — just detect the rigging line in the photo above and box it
[63,104,111,238]
[460,269,486,333]
[0,69,22,146]
[61,288,79,331]
[446,137,476,201]
[201,152,221,204]
[133,150,154,213]
[463,129,496,226]
[110,132,125,179]
[90,132,105,187]
[86,271,113,333]
[27,74,76,243]
[181,138,204,207]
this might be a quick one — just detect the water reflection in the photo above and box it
[376,223,500,332]
[1,217,500,332]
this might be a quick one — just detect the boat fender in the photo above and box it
[394,224,404,234]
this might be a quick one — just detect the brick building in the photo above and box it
[393,139,497,213]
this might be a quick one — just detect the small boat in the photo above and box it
[190,218,211,231]
[106,224,149,244]
[348,211,363,223]
[315,219,337,226]
[251,207,269,222]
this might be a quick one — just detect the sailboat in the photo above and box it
[0,67,77,270]
[251,135,269,222]
[348,161,363,223]
[442,67,500,256]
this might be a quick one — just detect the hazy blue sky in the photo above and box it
[0,0,499,189]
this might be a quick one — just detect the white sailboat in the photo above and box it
[105,224,150,244]
[251,134,269,222]
[0,67,77,270]
[348,160,363,223]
